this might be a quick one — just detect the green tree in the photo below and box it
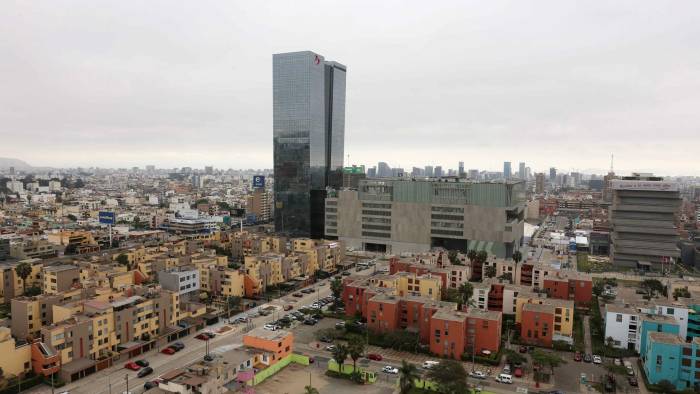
[504,349,527,366]
[66,214,78,222]
[443,288,460,303]
[673,287,691,299]
[532,349,567,378]
[24,286,41,297]
[512,250,523,265]
[398,360,419,394]
[447,250,459,265]
[14,262,33,293]
[656,379,676,393]
[606,336,615,348]
[330,277,343,307]
[484,264,497,278]
[476,250,489,264]
[346,334,366,372]
[116,253,129,266]
[426,359,468,394]
[641,279,664,299]
[467,249,477,262]
[303,385,319,394]
[458,282,474,308]
[592,281,605,297]
[331,343,349,372]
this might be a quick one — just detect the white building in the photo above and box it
[604,303,640,350]
[159,268,200,296]
[6,180,23,193]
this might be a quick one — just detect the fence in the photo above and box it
[251,353,310,385]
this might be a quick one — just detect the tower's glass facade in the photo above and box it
[273,51,346,237]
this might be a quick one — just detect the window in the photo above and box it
[656,355,662,365]
[616,314,622,323]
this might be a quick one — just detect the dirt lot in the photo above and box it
[254,363,394,394]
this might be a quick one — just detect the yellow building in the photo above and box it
[515,294,574,338]
[0,327,31,376]
[244,255,284,291]
[395,272,442,301]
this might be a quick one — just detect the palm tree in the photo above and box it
[467,249,477,263]
[458,282,474,309]
[347,335,366,372]
[14,262,33,293]
[304,385,319,394]
[512,250,523,265]
[331,343,349,373]
[398,360,419,394]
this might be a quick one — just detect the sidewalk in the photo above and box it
[583,315,592,354]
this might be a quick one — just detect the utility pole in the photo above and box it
[125,374,129,394]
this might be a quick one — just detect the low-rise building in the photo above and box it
[159,267,200,296]
[42,264,81,294]
[643,333,700,391]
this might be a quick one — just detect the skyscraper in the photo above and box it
[434,166,443,177]
[535,173,545,194]
[273,51,346,237]
[518,162,526,180]
[503,161,512,179]
[377,162,391,178]
[458,161,465,178]
[424,166,434,177]
[549,167,557,181]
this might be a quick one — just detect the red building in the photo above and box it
[542,271,592,308]
[520,303,554,348]
[429,308,502,360]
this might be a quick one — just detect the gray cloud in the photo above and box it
[1,1,699,175]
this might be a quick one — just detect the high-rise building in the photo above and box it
[205,166,213,175]
[503,162,512,179]
[458,161,465,178]
[273,51,346,237]
[434,166,443,177]
[367,166,377,178]
[535,173,545,194]
[610,174,681,270]
[424,166,434,177]
[549,167,557,181]
[377,162,391,178]
[519,162,526,180]
[468,169,479,180]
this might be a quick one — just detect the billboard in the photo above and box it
[252,175,265,188]
[611,180,678,192]
[98,211,116,225]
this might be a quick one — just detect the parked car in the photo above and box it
[628,376,638,386]
[335,321,346,329]
[172,342,185,351]
[143,381,158,390]
[124,362,141,371]
[303,318,317,325]
[574,352,582,362]
[292,293,303,297]
[263,324,278,331]
[422,360,439,369]
[495,374,513,384]
[366,353,383,361]
[195,333,210,340]
[161,347,176,355]
[514,368,523,378]
[593,355,602,364]
[325,345,336,352]
[284,305,294,311]
[583,353,592,363]
[613,358,622,366]
[137,367,154,378]
[135,360,149,368]
[519,345,528,353]
[319,336,333,343]
[382,366,398,374]
[626,367,635,376]
[341,271,351,276]
[469,370,487,379]
[204,354,215,362]
[502,364,511,374]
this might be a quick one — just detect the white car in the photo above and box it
[422,360,439,369]
[382,366,398,374]
[592,355,602,364]
[263,324,277,331]
[469,370,487,379]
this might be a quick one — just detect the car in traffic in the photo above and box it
[195,333,210,340]
[366,353,382,361]
[593,355,602,364]
[137,367,154,378]
[171,341,185,351]
[382,366,398,374]
[574,351,582,362]
[124,361,141,371]
[135,360,149,368]
[583,353,592,363]
[161,347,176,355]
[469,370,486,379]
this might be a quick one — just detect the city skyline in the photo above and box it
[2,2,700,175]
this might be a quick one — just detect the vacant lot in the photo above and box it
[255,363,394,394]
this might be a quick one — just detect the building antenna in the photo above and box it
[610,153,614,173]
[347,154,350,166]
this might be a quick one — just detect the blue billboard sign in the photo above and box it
[98,211,116,225]
[252,175,265,188]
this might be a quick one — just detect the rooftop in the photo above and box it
[245,327,291,342]
[648,331,685,345]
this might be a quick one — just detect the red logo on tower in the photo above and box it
[314,55,320,65]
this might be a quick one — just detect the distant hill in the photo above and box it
[0,157,33,171]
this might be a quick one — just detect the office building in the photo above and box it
[468,169,479,180]
[609,174,681,270]
[458,161,465,178]
[434,166,443,177]
[325,178,525,257]
[377,162,391,178]
[246,188,272,223]
[549,167,557,182]
[503,162,512,179]
[519,162,526,180]
[535,173,545,194]
[159,267,200,296]
[424,166,434,177]
[367,166,377,177]
[273,51,346,237]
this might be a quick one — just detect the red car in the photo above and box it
[161,347,176,355]
[195,333,209,340]
[124,361,141,371]
[574,352,582,362]
[514,367,523,378]
[367,353,383,361]
[284,305,294,311]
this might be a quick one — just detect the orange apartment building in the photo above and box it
[520,303,555,347]
[242,327,294,366]
[542,271,592,308]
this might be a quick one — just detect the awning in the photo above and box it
[117,341,145,351]
[61,358,96,374]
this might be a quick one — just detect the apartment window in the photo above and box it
[666,308,674,315]
[616,314,622,323]
[682,358,691,367]
[482,321,489,328]
[656,355,662,365]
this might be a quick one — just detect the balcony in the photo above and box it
[31,341,61,376]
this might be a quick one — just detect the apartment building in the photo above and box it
[604,303,642,351]
[242,327,294,365]
[292,238,344,274]
[46,230,100,255]
[0,327,32,377]
[159,267,200,296]
[429,308,502,359]
[516,294,574,347]
[11,293,65,340]
[9,238,60,260]
[388,257,470,292]
[244,254,284,297]
[0,260,43,302]
[231,232,286,262]
[43,264,81,294]
[643,333,700,391]
[542,270,593,308]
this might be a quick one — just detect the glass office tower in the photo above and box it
[273,51,346,237]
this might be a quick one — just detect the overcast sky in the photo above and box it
[1,1,699,175]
